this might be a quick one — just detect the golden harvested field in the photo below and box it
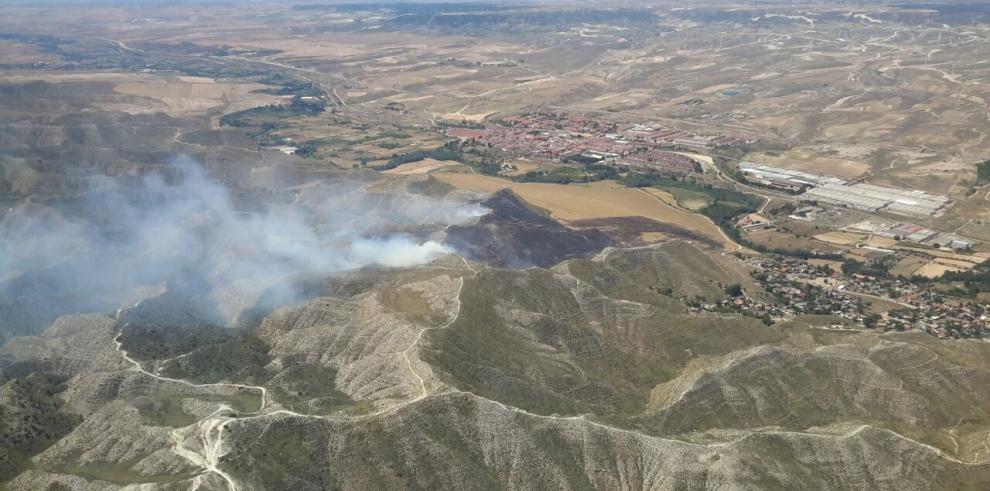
[813,231,868,247]
[500,159,544,176]
[914,261,964,279]
[887,246,986,278]
[813,231,898,249]
[748,229,841,252]
[638,187,681,208]
[114,81,268,99]
[864,236,899,248]
[435,171,732,248]
[383,159,460,175]
[932,257,983,269]
[890,255,929,277]
[894,245,989,266]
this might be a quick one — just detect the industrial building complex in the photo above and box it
[738,162,844,192]
[739,162,953,218]
[847,219,972,249]
[804,182,952,218]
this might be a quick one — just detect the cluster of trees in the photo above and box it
[840,259,891,278]
[287,95,327,115]
[256,77,323,97]
[221,105,315,129]
[930,263,990,297]
[977,160,990,186]
[517,169,577,184]
[516,162,618,184]
[862,313,883,328]
[377,140,506,174]
[737,236,844,260]
[221,95,327,128]
[439,121,485,130]
[0,373,82,482]
[724,283,744,297]
[473,160,502,176]
[616,169,773,247]
[618,170,760,213]
[562,154,603,165]
[293,143,318,157]
[696,191,762,234]
[618,170,672,188]
[380,147,464,170]
[701,200,754,223]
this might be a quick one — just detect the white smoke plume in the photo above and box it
[0,156,487,328]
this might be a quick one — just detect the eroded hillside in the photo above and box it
[3,1,990,488]
[2,242,989,489]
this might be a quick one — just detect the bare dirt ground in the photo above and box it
[112,80,279,116]
[814,231,872,247]
[383,159,461,175]
[0,72,281,117]
[748,229,844,252]
[500,159,544,177]
[914,261,964,278]
[745,150,872,179]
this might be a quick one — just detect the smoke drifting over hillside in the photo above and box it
[0,157,487,328]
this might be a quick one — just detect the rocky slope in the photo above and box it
[1,243,989,490]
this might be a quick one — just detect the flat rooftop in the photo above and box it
[739,162,845,187]
[804,183,951,218]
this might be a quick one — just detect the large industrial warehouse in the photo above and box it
[738,162,844,192]
[803,182,952,218]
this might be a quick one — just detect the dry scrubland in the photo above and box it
[112,79,279,117]
[4,245,990,489]
[10,0,983,219]
[0,72,282,117]
[6,1,990,196]
[2,1,990,489]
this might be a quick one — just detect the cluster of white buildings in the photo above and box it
[804,183,951,218]
[740,162,952,218]
[848,219,973,250]
[739,162,843,192]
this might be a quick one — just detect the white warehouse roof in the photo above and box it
[804,183,951,218]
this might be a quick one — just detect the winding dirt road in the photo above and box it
[111,259,472,491]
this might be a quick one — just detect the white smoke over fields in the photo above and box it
[0,157,486,329]
[348,238,451,268]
